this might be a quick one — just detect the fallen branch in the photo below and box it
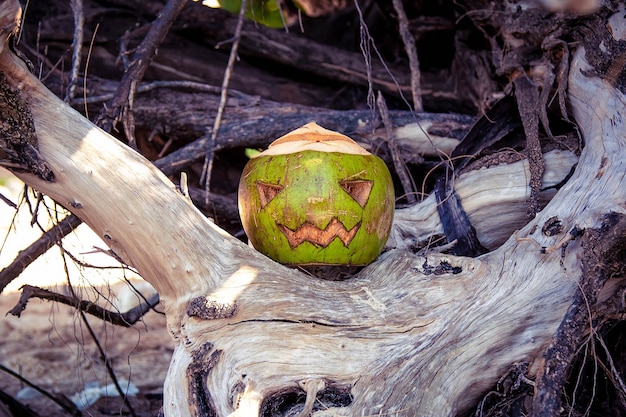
[0,214,82,294]
[0,364,81,417]
[95,0,187,136]
[392,0,423,111]
[8,284,160,327]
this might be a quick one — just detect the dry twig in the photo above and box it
[64,0,83,102]
[392,0,423,112]
[0,364,82,417]
[200,0,248,205]
[59,245,139,417]
[9,284,160,327]
[376,91,418,205]
[95,0,187,136]
[0,214,82,294]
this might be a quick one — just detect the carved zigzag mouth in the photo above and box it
[278,218,360,249]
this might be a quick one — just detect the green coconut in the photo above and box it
[238,122,395,266]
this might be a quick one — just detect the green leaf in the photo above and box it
[245,148,262,159]
[218,0,285,28]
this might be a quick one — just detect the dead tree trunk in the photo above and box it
[1,0,625,416]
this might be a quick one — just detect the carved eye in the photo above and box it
[257,182,283,208]
[339,180,373,208]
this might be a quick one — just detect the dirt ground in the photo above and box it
[0,287,172,417]
[0,170,172,416]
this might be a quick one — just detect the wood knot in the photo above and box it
[186,296,237,320]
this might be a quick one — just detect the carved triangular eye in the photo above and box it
[339,180,373,208]
[257,182,283,208]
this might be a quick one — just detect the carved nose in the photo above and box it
[304,195,334,229]
[306,196,326,205]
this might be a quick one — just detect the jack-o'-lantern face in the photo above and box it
[238,123,394,266]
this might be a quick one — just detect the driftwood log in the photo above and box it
[1,0,626,416]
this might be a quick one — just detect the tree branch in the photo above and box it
[0,214,82,294]
[95,0,187,135]
[392,0,423,111]
[8,284,160,327]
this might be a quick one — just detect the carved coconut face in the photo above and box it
[238,123,394,266]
